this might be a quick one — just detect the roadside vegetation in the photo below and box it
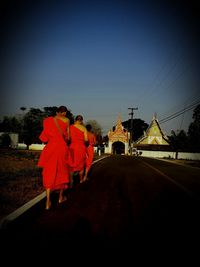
[0,149,104,221]
[0,149,43,221]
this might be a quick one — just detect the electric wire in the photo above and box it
[159,98,200,124]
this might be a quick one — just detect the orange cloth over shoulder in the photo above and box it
[69,125,87,172]
[86,131,96,170]
[37,116,70,190]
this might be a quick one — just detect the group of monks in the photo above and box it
[37,106,96,210]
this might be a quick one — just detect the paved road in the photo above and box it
[1,155,200,262]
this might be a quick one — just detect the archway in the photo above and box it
[112,141,125,154]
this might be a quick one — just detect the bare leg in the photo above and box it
[69,172,74,188]
[58,189,67,203]
[46,188,51,210]
[79,169,85,183]
[83,168,89,182]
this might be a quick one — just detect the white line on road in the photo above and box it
[0,155,109,229]
[0,191,46,229]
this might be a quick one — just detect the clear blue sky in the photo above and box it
[1,0,199,135]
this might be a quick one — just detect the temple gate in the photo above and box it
[106,116,129,155]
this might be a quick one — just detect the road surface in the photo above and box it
[1,155,200,262]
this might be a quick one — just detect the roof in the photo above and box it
[108,115,129,143]
[136,115,169,146]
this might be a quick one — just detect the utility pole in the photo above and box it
[128,107,138,155]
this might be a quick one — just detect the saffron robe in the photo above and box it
[86,132,96,171]
[69,125,87,172]
[37,116,70,190]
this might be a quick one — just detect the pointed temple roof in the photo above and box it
[108,114,129,143]
[136,115,169,146]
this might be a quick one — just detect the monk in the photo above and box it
[69,115,88,184]
[83,124,96,181]
[37,105,70,210]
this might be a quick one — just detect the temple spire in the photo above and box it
[116,113,122,127]
[153,112,157,120]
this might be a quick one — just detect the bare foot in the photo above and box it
[58,196,67,204]
[82,176,87,182]
[45,201,51,210]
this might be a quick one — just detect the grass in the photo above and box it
[0,148,105,222]
[0,149,43,221]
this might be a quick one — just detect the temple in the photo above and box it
[106,115,129,154]
[135,114,170,150]
[105,114,170,154]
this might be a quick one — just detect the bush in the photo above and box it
[0,134,11,148]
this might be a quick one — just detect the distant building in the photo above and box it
[135,114,170,150]
[106,115,129,154]
[0,132,19,148]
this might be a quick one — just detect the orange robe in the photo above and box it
[69,125,87,172]
[37,116,70,190]
[86,132,96,171]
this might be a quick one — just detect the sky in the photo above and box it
[0,0,200,136]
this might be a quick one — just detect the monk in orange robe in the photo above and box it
[38,106,70,210]
[69,115,88,184]
[83,124,96,181]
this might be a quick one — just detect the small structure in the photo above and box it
[0,132,19,148]
[135,114,170,150]
[106,115,129,154]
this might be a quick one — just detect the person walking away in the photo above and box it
[83,124,96,181]
[69,115,88,184]
[37,105,70,210]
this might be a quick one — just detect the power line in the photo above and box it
[159,99,200,124]
[140,47,187,104]
[160,100,199,124]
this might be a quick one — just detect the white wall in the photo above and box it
[138,150,200,160]
[177,152,200,160]
[17,143,45,150]
[16,143,200,160]
[29,144,45,150]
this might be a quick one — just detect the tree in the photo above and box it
[22,106,75,148]
[122,118,149,142]
[43,106,58,117]
[85,119,102,145]
[0,106,75,149]
[0,116,13,132]
[85,120,102,136]
[0,133,11,148]
[43,106,74,124]
[168,130,189,151]
[188,104,200,152]
[23,108,44,149]
[20,107,26,113]
[0,116,21,133]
